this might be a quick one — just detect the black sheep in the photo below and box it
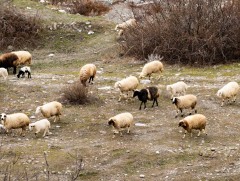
[133,86,159,110]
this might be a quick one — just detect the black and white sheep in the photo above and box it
[79,64,97,86]
[216,81,239,106]
[114,75,139,101]
[29,119,51,137]
[133,86,160,110]
[108,112,134,136]
[179,114,207,139]
[139,55,164,80]
[0,51,32,74]
[172,94,197,118]
[17,66,31,78]
[0,113,30,136]
[166,81,188,98]
[0,68,8,80]
[35,101,63,122]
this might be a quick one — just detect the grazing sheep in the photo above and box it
[0,113,30,136]
[133,86,159,110]
[79,64,97,86]
[35,101,62,122]
[108,112,134,136]
[114,75,139,101]
[0,68,8,80]
[17,66,31,78]
[216,81,239,106]
[172,94,197,118]
[29,119,50,137]
[115,18,137,32]
[11,51,32,66]
[0,51,32,74]
[179,114,207,139]
[139,55,164,80]
[0,52,19,74]
[166,81,188,98]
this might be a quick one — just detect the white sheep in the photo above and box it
[35,101,62,122]
[115,18,137,31]
[216,81,239,106]
[0,113,30,136]
[29,119,51,137]
[172,94,197,118]
[11,51,32,66]
[114,75,139,101]
[108,112,134,136]
[179,114,207,139]
[0,68,8,80]
[79,64,97,86]
[166,81,188,98]
[139,55,164,80]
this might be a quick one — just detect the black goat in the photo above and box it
[133,86,159,110]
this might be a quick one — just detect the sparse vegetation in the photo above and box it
[121,0,240,66]
[0,3,43,51]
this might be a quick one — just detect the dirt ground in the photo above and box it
[0,1,240,181]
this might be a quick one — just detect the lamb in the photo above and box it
[133,86,159,110]
[115,18,137,32]
[114,75,139,101]
[79,64,97,86]
[172,94,197,118]
[166,81,188,98]
[0,113,30,136]
[0,51,32,74]
[0,68,8,80]
[35,101,62,122]
[178,114,207,139]
[108,112,134,136]
[29,119,50,137]
[17,66,31,78]
[216,81,239,106]
[139,55,164,80]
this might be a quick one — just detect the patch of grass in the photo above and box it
[79,171,99,180]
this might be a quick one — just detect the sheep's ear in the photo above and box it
[183,120,189,128]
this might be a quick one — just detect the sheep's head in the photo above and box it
[133,90,140,98]
[216,90,222,97]
[29,123,35,131]
[35,106,42,114]
[179,120,188,129]
[172,97,178,104]
[0,113,7,124]
[108,118,116,127]
[114,82,121,89]
[139,72,145,79]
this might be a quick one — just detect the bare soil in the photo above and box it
[0,1,240,181]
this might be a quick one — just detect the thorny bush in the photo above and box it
[120,0,240,66]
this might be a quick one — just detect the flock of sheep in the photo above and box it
[0,25,239,139]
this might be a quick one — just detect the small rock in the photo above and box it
[67,80,74,84]
[48,53,55,57]
[211,148,216,151]
[98,86,112,90]
[140,79,151,84]
[58,9,66,13]
[156,151,160,154]
[88,31,94,35]
[139,174,145,178]
[85,21,91,25]
[30,116,36,119]
[135,123,147,127]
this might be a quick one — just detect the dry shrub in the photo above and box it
[0,3,43,50]
[50,0,110,16]
[62,81,99,105]
[62,82,88,104]
[121,0,240,66]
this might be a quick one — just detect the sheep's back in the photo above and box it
[114,113,133,127]
[12,51,32,65]
[220,82,239,97]
[185,114,206,129]
[41,102,62,117]
[142,61,163,74]
[79,64,96,81]
[177,94,197,108]
[118,76,139,91]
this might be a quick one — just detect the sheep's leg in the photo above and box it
[197,130,201,137]
[118,92,123,102]
[221,99,224,107]
[233,95,237,103]
[152,100,155,107]
[43,129,47,137]
[139,102,143,110]
[180,109,184,117]
[13,67,16,74]
[156,99,158,106]
[144,101,147,109]
[182,130,187,139]
[127,126,130,134]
